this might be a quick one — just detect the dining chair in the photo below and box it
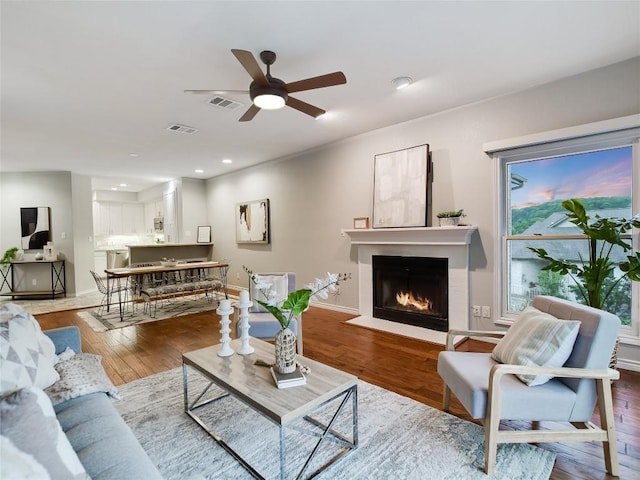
[90,270,132,320]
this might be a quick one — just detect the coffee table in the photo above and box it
[182,338,358,480]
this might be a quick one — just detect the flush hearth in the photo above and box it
[373,255,448,332]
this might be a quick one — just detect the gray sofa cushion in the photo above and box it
[55,392,163,480]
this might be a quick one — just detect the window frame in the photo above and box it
[486,118,640,344]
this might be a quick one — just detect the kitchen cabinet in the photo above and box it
[121,203,145,234]
[94,251,107,274]
[144,200,164,234]
[93,202,145,235]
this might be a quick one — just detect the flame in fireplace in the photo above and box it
[395,291,433,312]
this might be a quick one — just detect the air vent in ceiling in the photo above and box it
[167,123,198,134]
[208,95,244,111]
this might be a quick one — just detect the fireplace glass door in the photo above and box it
[372,255,448,332]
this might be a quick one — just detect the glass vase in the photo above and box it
[274,327,297,374]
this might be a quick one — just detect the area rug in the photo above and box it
[77,294,219,332]
[115,367,555,480]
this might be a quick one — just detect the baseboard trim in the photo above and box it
[617,358,640,372]
[309,301,359,315]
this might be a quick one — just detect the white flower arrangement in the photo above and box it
[244,266,350,329]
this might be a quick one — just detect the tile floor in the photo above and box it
[0,291,102,315]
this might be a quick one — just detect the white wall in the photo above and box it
[180,178,208,244]
[0,172,93,295]
[206,58,640,365]
[71,174,95,295]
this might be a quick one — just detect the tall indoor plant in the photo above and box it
[529,198,640,310]
[529,199,640,370]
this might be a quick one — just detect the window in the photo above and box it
[488,121,639,339]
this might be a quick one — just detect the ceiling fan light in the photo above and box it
[253,93,286,110]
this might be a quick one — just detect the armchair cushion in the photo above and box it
[438,351,577,419]
[491,306,581,386]
[249,273,289,313]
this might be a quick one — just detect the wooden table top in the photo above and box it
[105,261,228,277]
[182,338,358,425]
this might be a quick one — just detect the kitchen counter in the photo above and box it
[127,243,213,265]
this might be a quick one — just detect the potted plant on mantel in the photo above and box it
[529,198,640,369]
[436,209,465,227]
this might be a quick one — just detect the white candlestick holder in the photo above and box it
[235,289,254,355]
[216,299,234,357]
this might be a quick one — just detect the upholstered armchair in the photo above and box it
[437,295,621,476]
[236,272,303,354]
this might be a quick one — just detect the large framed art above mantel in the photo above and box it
[372,144,432,228]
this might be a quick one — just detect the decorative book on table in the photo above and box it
[270,366,306,389]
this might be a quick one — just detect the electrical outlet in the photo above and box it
[472,305,481,317]
[236,272,240,280]
[481,306,491,318]
[32,279,37,286]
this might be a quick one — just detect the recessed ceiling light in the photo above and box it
[195,169,204,174]
[128,153,138,157]
[392,76,413,90]
[111,187,118,191]
[119,183,127,187]
[222,159,233,164]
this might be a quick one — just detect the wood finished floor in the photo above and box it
[36,306,639,480]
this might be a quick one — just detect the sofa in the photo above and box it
[0,303,163,480]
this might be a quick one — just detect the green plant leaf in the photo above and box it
[256,300,290,328]
[282,289,312,316]
[529,198,639,309]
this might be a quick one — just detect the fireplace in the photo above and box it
[373,255,448,332]
[344,226,476,345]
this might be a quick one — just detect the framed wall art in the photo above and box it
[20,206,51,250]
[236,199,270,244]
[372,144,432,228]
[197,225,211,243]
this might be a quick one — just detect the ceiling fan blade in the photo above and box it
[285,72,346,93]
[286,96,326,118]
[231,49,269,86]
[239,104,261,122]
[184,89,249,95]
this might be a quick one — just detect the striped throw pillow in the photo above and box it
[491,306,581,386]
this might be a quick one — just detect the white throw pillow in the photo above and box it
[249,273,289,313]
[0,387,90,480]
[46,352,120,406]
[491,306,581,386]
[0,303,59,395]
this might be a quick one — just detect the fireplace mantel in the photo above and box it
[344,225,477,345]
[343,226,477,246]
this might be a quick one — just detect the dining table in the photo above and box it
[104,261,229,320]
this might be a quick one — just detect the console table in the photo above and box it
[0,260,66,299]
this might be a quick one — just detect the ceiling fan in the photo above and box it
[185,49,347,122]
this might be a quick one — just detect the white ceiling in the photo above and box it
[2,1,639,192]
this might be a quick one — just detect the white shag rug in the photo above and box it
[115,367,555,480]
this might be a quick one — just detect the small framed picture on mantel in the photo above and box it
[353,217,370,229]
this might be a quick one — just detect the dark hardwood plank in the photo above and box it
[35,306,639,480]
